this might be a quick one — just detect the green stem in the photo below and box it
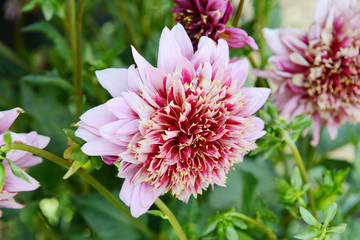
[10,143,156,240]
[75,0,86,117]
[154,198,187,240]
[232,0,245,27]
[284,134,317,218]
[67,0,83,119]
[226,212,278,240]
[117,0,139,50]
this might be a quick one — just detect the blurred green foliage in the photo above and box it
[0,0,359,239]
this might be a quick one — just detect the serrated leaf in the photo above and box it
[6,158,30,183]
[0,162,5,192]
[324,203,337,227]
[299,207,319,226]
[293,230,321,239]
[147,210,167,219]
[225,224,238,240]
[328,223,346,234]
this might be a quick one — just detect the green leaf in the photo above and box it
[328,223,347,234]
[72,193,142,240]
[22,0,38,12]
[63,160,87,179]
[216,222,226,240]
[225,224,238,240]
[22,22,71,63]
[63,128,85,145]
[147,210,167,219]
[0,162,5,192]
[3,133,12,152]
[229,217,247,230]
[293,230,321,239]
[299,207,319,226]
[22,72,73,91]
[89,156,103,170]
[291,168,302,190]
[42,0,55,21]
[203,218,221,236]
[324,203,337,227]
[70,148,88,162]
[6,158,30,183]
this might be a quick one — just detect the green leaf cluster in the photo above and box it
[62,128,103,179]
[294,203,346,240]
[313,169,349,210]
[202,209,248,240]
[251,101,311,159]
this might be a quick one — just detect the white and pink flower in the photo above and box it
[254,0,360,146]
[0,108,50,216]
[76,24,270,217]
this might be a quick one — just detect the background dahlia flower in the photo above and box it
[76,23,270,217]
[0,108,50,216]
[254,0,360,146]
[173,0,258,50]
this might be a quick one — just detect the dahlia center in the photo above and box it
[132,77,241,198]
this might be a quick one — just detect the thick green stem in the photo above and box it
[67,0,84,118]
[284,134,317,218]
[154,198,187,240]
[75,0,86,117]
[226,212,278,240]
[232,0,245,27]
[10,143,156,240]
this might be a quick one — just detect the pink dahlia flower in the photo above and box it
[76,24,270,217]
[173,0,258,50]
[0,109,50,216]
[254,0,360,146]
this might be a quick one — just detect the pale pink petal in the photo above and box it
[263,28,289,55]
[231,58,249,89]
[157,27,183,74]
[313,0,329,26]
[238,88,271,117]
[171,23,193,60]
[95,68,128,97]
[131,46,153,80]
[0,108,23,134]
[119,178,134,206]
[3,164,39,192]
[0,198,24,209]
[219,27,258,50]
[81,138,126,156]
[79,104,117,129]
[311,115,322,146]
[106,97,138,120]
